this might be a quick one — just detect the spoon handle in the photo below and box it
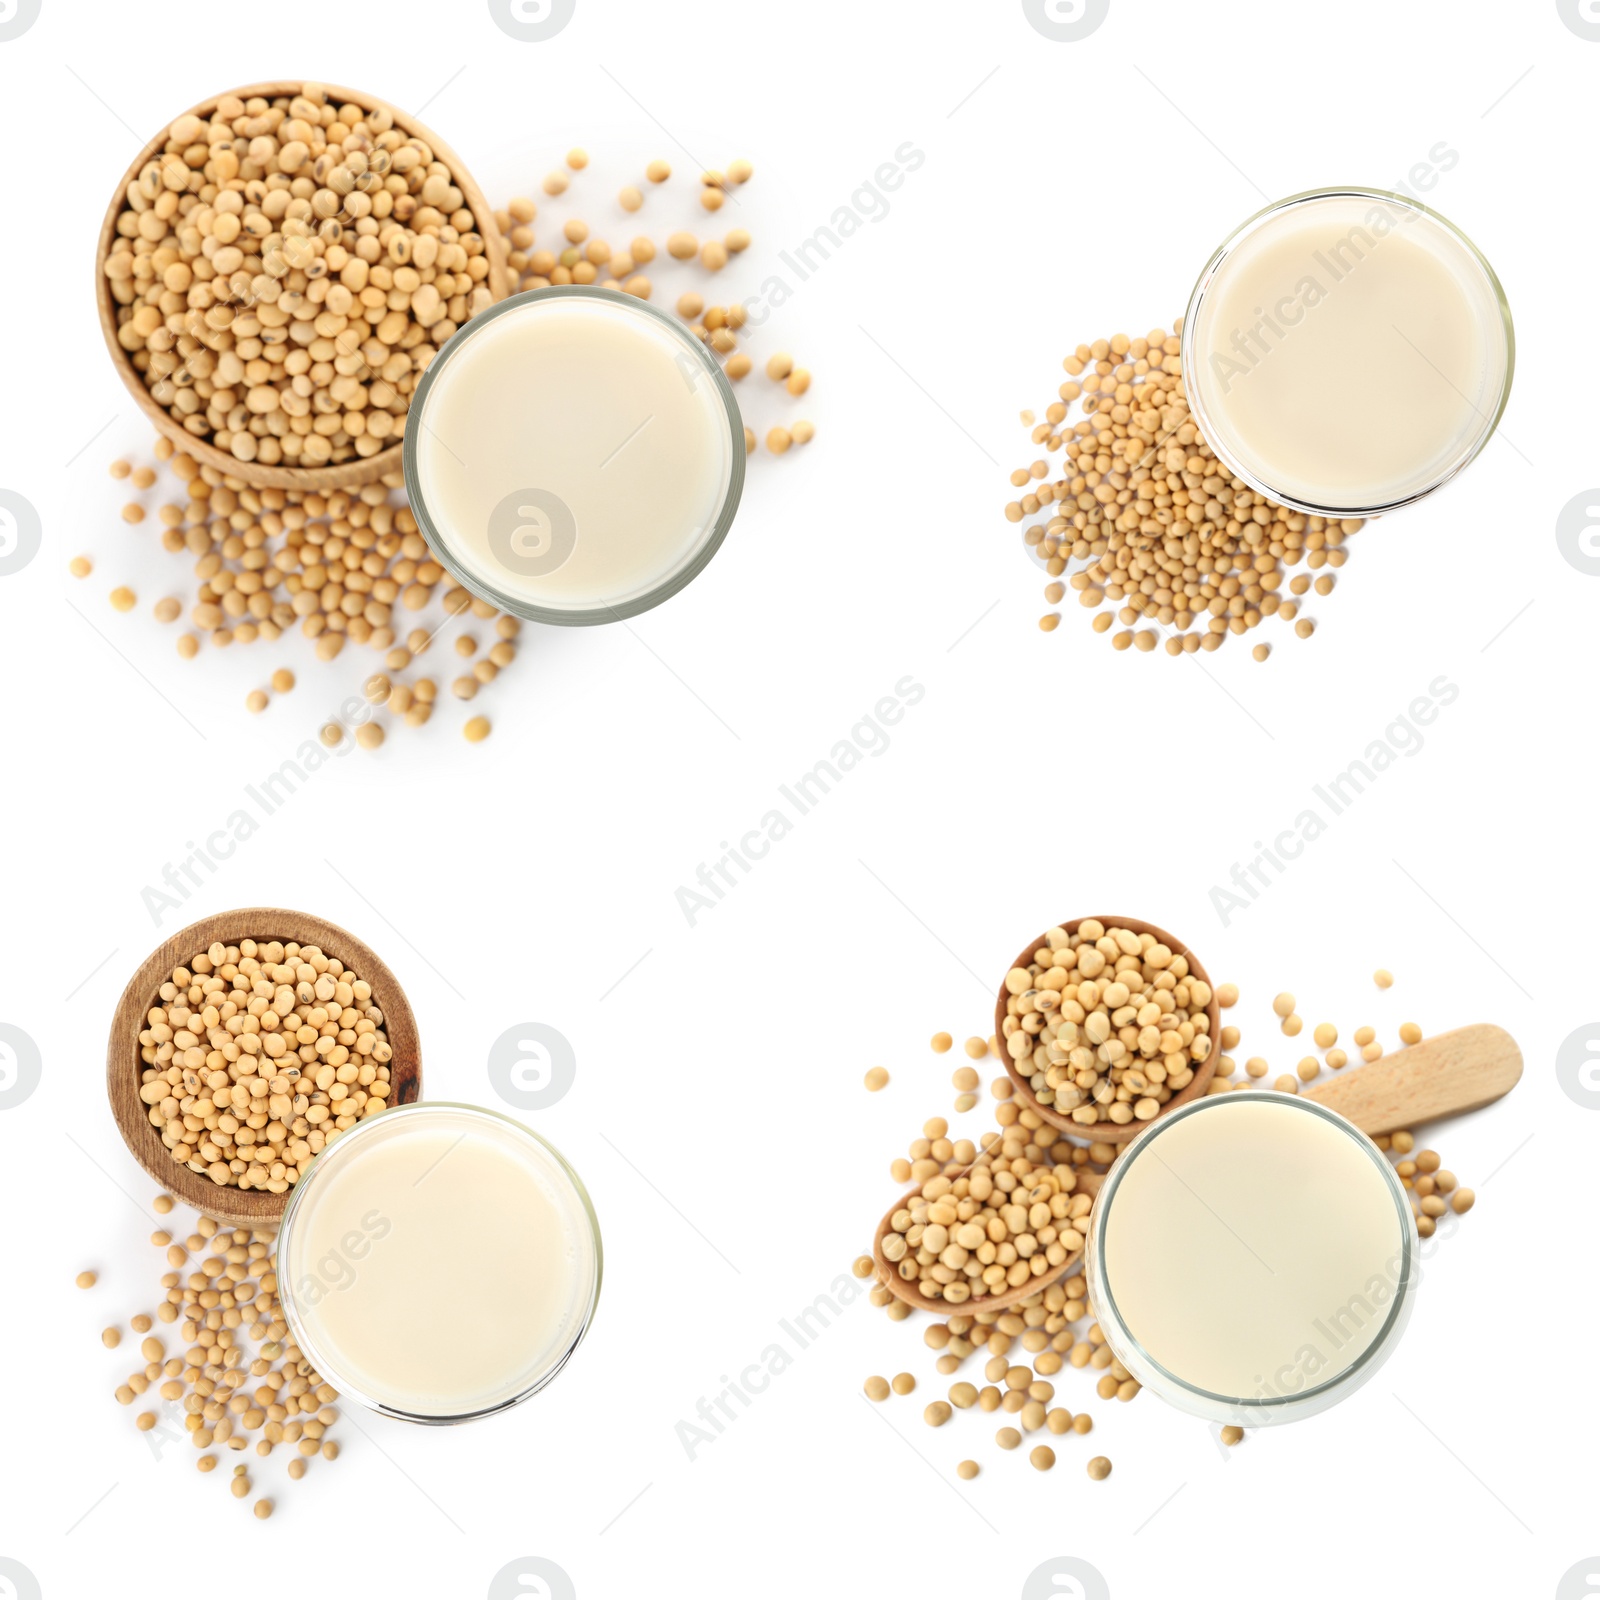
[1303,1023,1522,1135]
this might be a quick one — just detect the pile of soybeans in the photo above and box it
[1007,322,1361,659]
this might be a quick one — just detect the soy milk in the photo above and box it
[407,289,740,619]
[279,1104,600,1419]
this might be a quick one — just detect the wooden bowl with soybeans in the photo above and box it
[94,79,510,492]
[994,916,1222,1145]
[107,908,423,1228]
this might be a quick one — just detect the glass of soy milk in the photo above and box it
[1182,187,1513,517]
[403,285,745,625]
[1084,1091,1417,1426]
[277,1103,602,1423]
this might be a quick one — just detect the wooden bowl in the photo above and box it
[94,80,510,492]
[107,907,423,1227]
[995,915,1221,1145]
[872,1167,1105,1316]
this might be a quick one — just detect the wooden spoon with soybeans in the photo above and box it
[872,1022,1520,1315]
[872,1164,1109,1316]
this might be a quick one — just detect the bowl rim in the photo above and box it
[105,906,423,1226]
[94,78,509,491]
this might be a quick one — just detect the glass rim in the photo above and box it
[402,284,746,626]
[276,1099,604,1426]
[1086,1088,1416,1420]
[1180,185,1515,519]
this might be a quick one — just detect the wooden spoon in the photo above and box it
[873,1166,1107,1316]
[1302,1023,1522,1132]
[873,1022,1520,1315]
[994,915,1222,1146]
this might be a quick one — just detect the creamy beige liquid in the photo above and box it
[1189,194,1509,510]
[411,291,737,614]
[1101,1098,1405,1401]
[279,1106,598,1417]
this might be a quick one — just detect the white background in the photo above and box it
[0,1,1595,1596]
